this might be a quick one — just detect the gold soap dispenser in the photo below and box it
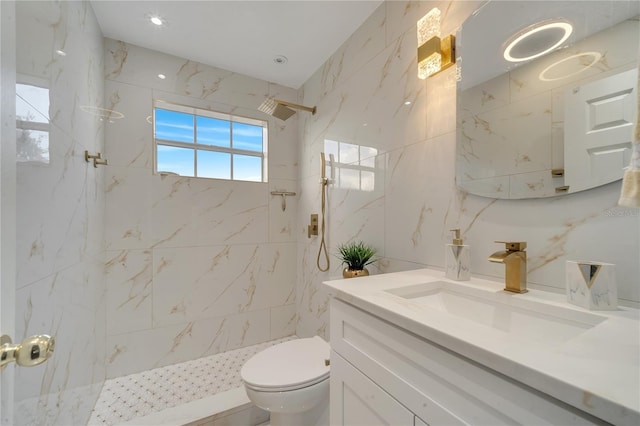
[445,228,470,281]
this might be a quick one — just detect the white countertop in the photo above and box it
[323,268,640,425]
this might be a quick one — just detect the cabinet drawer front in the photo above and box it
[330,299,605,426]
[331,351,415,426]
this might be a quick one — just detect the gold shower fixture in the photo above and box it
[258,98,316,121]
[417,7,456,79]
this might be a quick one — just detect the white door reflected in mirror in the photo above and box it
[564,68,637,194]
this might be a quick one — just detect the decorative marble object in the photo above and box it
[445,244,471,281]
[566,261,617,310]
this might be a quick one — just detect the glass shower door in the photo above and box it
[3,1,108,425]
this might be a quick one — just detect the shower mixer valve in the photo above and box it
[308,214,319,238]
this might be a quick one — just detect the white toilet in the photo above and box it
[241,336,330,426]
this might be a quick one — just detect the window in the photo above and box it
[153,101,268,182]
[16,79,50,164]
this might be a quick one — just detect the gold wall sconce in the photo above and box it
[417,8,456,79]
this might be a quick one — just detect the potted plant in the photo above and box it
[337,241,377,278]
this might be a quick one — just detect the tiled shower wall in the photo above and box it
[103,39,299,378]
[14,1,107,424]
[296,0,640,339]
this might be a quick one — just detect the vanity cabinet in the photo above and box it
[330,298,607,426]
[331,352,420,425]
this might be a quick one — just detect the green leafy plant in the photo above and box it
[337,241,377,270]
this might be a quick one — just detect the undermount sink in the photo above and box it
[385,280,606,346]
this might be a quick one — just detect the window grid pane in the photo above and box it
[197,116,231,148]
[17,128,49,163]
[157,145,195,176]
[233,154,262,182]
[154,104,267,182]
[232,122,263,152]
[155,109,195,143]
[199,151,231,179]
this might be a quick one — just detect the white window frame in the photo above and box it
[153,100,268,182]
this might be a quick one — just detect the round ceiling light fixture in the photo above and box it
[273,55,288,65]
[538,51,602,82]
[503,20,573,63]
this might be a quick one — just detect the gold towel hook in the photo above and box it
[84,151,108,168]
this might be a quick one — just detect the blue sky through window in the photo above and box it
[198,151,230,179]
[157,145,194,176]
[232,122,262,152]
[197,116,230,147]
[155,109,194,143]
[233,155,262,182]
[154,104,266,181]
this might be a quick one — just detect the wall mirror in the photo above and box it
[456,0,639,199]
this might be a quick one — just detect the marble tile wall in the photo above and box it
[296,0,640,339]
[103,40,298,378]
[13,1,107,425]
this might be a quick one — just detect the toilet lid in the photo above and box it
[241,336,330,390]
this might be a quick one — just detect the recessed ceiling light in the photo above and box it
[404,101,412,105]
[55,49,66,56]
[538,51,602,82]
[273,55,288,65]
[503,20,573,63]
[150,16,164,26]
[158,74,166,79]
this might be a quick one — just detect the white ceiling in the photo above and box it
[90,0,383,89]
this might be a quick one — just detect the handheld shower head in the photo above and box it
[258,98,316,121]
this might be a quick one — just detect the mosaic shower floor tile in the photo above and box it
[88,336,293,426]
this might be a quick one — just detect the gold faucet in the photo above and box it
[488,241,528,293]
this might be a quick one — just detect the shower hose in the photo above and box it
[317,177,330,272]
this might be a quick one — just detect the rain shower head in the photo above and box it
[258,98,316,121]
[259,99,296,121]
